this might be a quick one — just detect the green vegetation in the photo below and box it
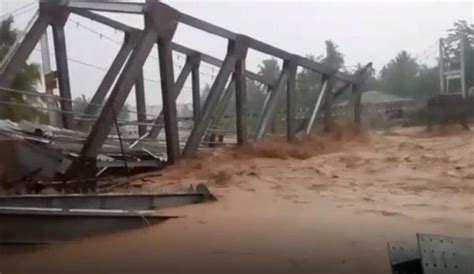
[0,16,46,122]
[210,20,473,131]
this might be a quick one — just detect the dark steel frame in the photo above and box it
[0,0,371,180]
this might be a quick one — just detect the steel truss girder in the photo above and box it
[305,76,329,135]
[51,9,73,129]
[68,4,355,85]
[352,84,362,125]
[0,0,373,179]
[157,40,180,163]
[182,36,249,155]
[0,3,73,120]
[63,0,145,14]
[68,26,158,177]
[71,9,272,87]
[148,1,181,164]
[235,59,248,144]
[208,78,235,134]
[182,47,238,157]
[148,57,194,139]
[323,77,336,130]
[191,58,201,122]
[49,1,358,84]
[135,68,147,137]
[78,32,139,129]
[0,15,50,117]
[255,64,291,140]
[333,62,373,100]
[286,57,298,141]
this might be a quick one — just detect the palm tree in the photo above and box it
[322,40,344,70]
[257,58,281,88]
[0,16,44,122]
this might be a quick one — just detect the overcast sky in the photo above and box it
[1,0,473,110]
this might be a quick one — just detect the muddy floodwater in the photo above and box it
[1,126,473,274]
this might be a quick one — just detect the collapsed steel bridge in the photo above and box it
[0,0,371,185]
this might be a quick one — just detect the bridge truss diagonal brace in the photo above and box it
[181,37,250,157]
[202,78,235,145]
[78,31,140,129]
[147,54,196,139]
[305,75,329,135]
[66,26,159,178]
[333,62,373,100]
[210,78,236,129]
[322,76,336,131]
[338,62,372,125]
[286,56,299,141]
[255,62,291,141]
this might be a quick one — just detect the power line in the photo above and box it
[31,48,188,89]
[69,16,219,76]
[68,18,123,46]
[0,2,35,21]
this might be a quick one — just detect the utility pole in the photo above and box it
[438,38,445,94]
[460,35,466,98]
[40,32,59,127]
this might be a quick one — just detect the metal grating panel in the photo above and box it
[388,241,421,265]
[388,241,423,274]
[417,233,474,274]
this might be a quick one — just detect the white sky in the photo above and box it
[0,0,473,109]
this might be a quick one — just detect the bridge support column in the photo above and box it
[323,77,335,131]
[352,84,362,125]
[286,57,298,141]
[134,68,147,137]
[234,40,249,145]
[191,57,201,123]
[51,9,72,129]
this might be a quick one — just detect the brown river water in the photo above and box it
[1,126,473,274]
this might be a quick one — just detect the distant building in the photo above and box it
[335,90,417,123]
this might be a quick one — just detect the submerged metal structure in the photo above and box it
[388,233,474,274]
[0,0,371,186]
